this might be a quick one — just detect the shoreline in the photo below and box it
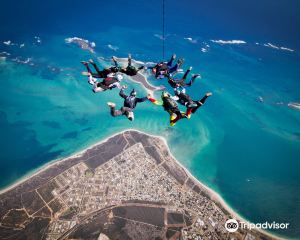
[0,128,282,239]
[152,132,283,240]
[0,129,124,195]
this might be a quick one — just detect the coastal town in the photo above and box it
[0,130,277,240]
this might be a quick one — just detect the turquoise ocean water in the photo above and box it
[0,27,299,238]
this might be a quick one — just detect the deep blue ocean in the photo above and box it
[0,0,300,239]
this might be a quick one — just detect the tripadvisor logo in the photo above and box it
[225,219,239,232]
[225,219,290,233]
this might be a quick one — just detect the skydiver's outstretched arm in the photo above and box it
[119,88,128,99]
[147,95,163,106]
[137,66,145,72]
[136,96,148,103]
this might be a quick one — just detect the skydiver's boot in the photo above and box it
[192,74,201,79]
[107,102,116,108]
[107,102,117,116]
[126,111,134,121]
[170,113,178,126]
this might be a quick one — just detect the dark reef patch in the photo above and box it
[42,120,61,129]
[61,131,78,139]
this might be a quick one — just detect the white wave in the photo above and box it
[263,43,279,49]
[211,39,246,44]
[12,57,32,64]
[20,43,25,48]
[255,42,259,45]
[288,102,300,109]
[107,44,119,51]
[280,47,294,52]
[263,43,295,52]
[0,56,6,62]
[184,37,197,44]
[3,40,12,45]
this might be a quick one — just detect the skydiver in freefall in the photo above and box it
[107,87,148,121]
[112,54,145,76]
[87,72,125,93]
[147,91,188,126]
[148,54,184,79]
[81,59,120,78]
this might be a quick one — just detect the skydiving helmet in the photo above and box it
[161,91,171,98]
[130,89,137,96]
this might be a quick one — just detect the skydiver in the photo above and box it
[167,66,201,88]
[112,54,145,76]
[147,91,187,126]
[87,72,124,93]
[81,59,120,78]
[148,54,184,79]
[107,87,148,121]
[174,87,212,118]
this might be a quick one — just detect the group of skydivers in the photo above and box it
[81,54,212,126]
